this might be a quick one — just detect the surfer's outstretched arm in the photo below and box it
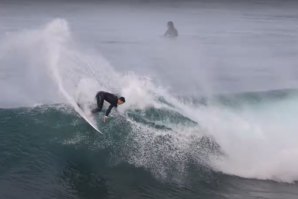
[104,104,119,122]
[105,104,114,117]
[103,105,113,123]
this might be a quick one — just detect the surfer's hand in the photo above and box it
[103,116,109,123]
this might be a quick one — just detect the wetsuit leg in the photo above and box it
[92,92,104,113]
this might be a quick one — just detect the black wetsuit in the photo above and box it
[93,91,118,116]
[164,27,178,37]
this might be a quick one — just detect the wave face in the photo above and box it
[0,105,222,198]
[1,97,298,198]
[1,19,298,198]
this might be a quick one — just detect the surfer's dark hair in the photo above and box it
[119,97,125,102]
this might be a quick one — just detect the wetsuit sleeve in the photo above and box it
[105,104,114,117]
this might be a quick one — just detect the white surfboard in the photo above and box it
[73,103,103,134]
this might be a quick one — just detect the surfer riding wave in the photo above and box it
[92,91,125,122]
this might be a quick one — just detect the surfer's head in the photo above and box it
[167,21,174,29]
[117,97,125,105]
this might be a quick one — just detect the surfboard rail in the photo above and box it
[73,103,103,134]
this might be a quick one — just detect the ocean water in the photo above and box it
[1,1,298,198]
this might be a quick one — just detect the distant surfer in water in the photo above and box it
[92,91,125,122]
[164,21,178,38]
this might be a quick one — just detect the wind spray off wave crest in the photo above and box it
[0,19,69,107]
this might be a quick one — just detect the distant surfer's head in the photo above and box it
[117,97,125,105]
[167,21,174,28]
